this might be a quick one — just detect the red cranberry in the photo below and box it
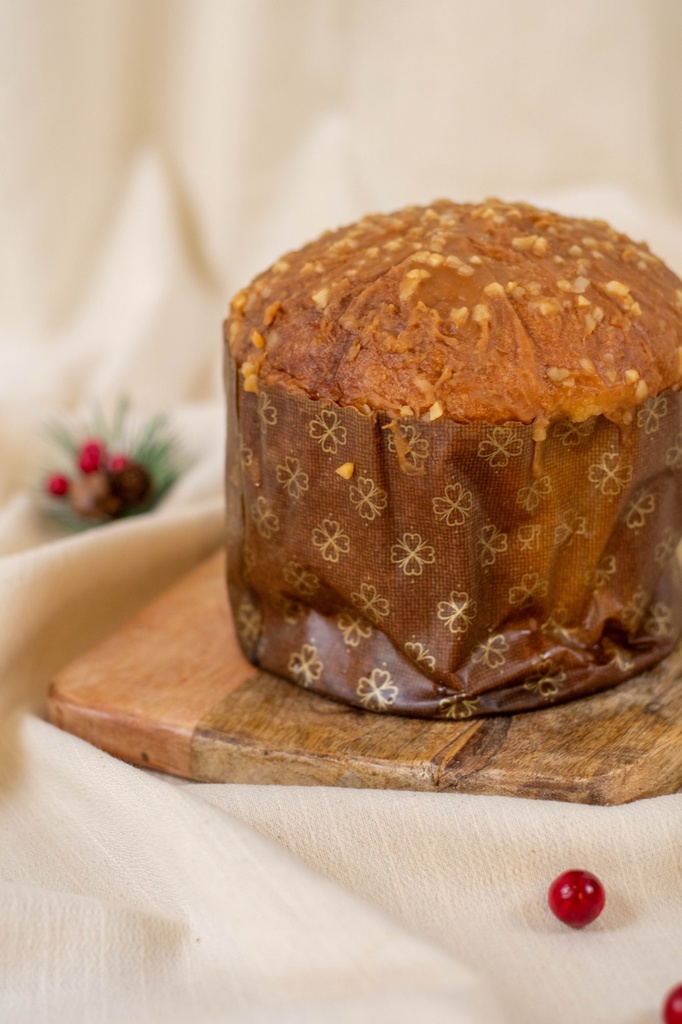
[108,453,130,472]
[45,473,69,497]
[663,985,682,1024]
[548,870,605,928]
[78,439,106,474]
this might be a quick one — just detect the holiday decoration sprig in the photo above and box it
[40,399,185,530]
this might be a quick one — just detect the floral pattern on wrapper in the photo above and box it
[225,369,682,718]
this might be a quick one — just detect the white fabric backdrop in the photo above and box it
[1,2,681,1022]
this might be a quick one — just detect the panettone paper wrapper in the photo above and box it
[225,364,682,718]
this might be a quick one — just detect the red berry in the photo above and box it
[45,473,69,497]
[548,870,605,928]
[663,985,682,1024]
[78,439,106,474]
[109,453,130,472]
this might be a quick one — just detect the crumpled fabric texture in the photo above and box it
[1,2,682,1022]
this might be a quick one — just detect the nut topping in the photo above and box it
[546,366,571,382]
[450,307,469,327]
[604,280,630,298]
[312,287,330,310]
[400,269,430,302]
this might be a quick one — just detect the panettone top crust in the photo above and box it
[225,198,682,428]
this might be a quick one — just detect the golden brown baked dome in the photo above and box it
[226,199,682,429]
[224,198,682,718]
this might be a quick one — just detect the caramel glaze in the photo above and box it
[225,199,682,426]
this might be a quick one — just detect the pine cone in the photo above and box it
[109,462,152,509]
[68,473,122,521]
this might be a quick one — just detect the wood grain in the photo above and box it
[48,552,682,803]
[193,672,482,788]
[48,552,252,777]
[439,652,682,803]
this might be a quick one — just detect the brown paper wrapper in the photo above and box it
[225,361,682,718]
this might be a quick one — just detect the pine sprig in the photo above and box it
[44,419,79,460]
[39,398,188,530]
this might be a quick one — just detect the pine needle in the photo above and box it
[39,397,189,531]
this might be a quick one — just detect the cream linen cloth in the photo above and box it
[2,3,682,1022]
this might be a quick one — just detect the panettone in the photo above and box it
[224,199,682,718]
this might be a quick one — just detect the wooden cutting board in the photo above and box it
[47,550,682,804]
